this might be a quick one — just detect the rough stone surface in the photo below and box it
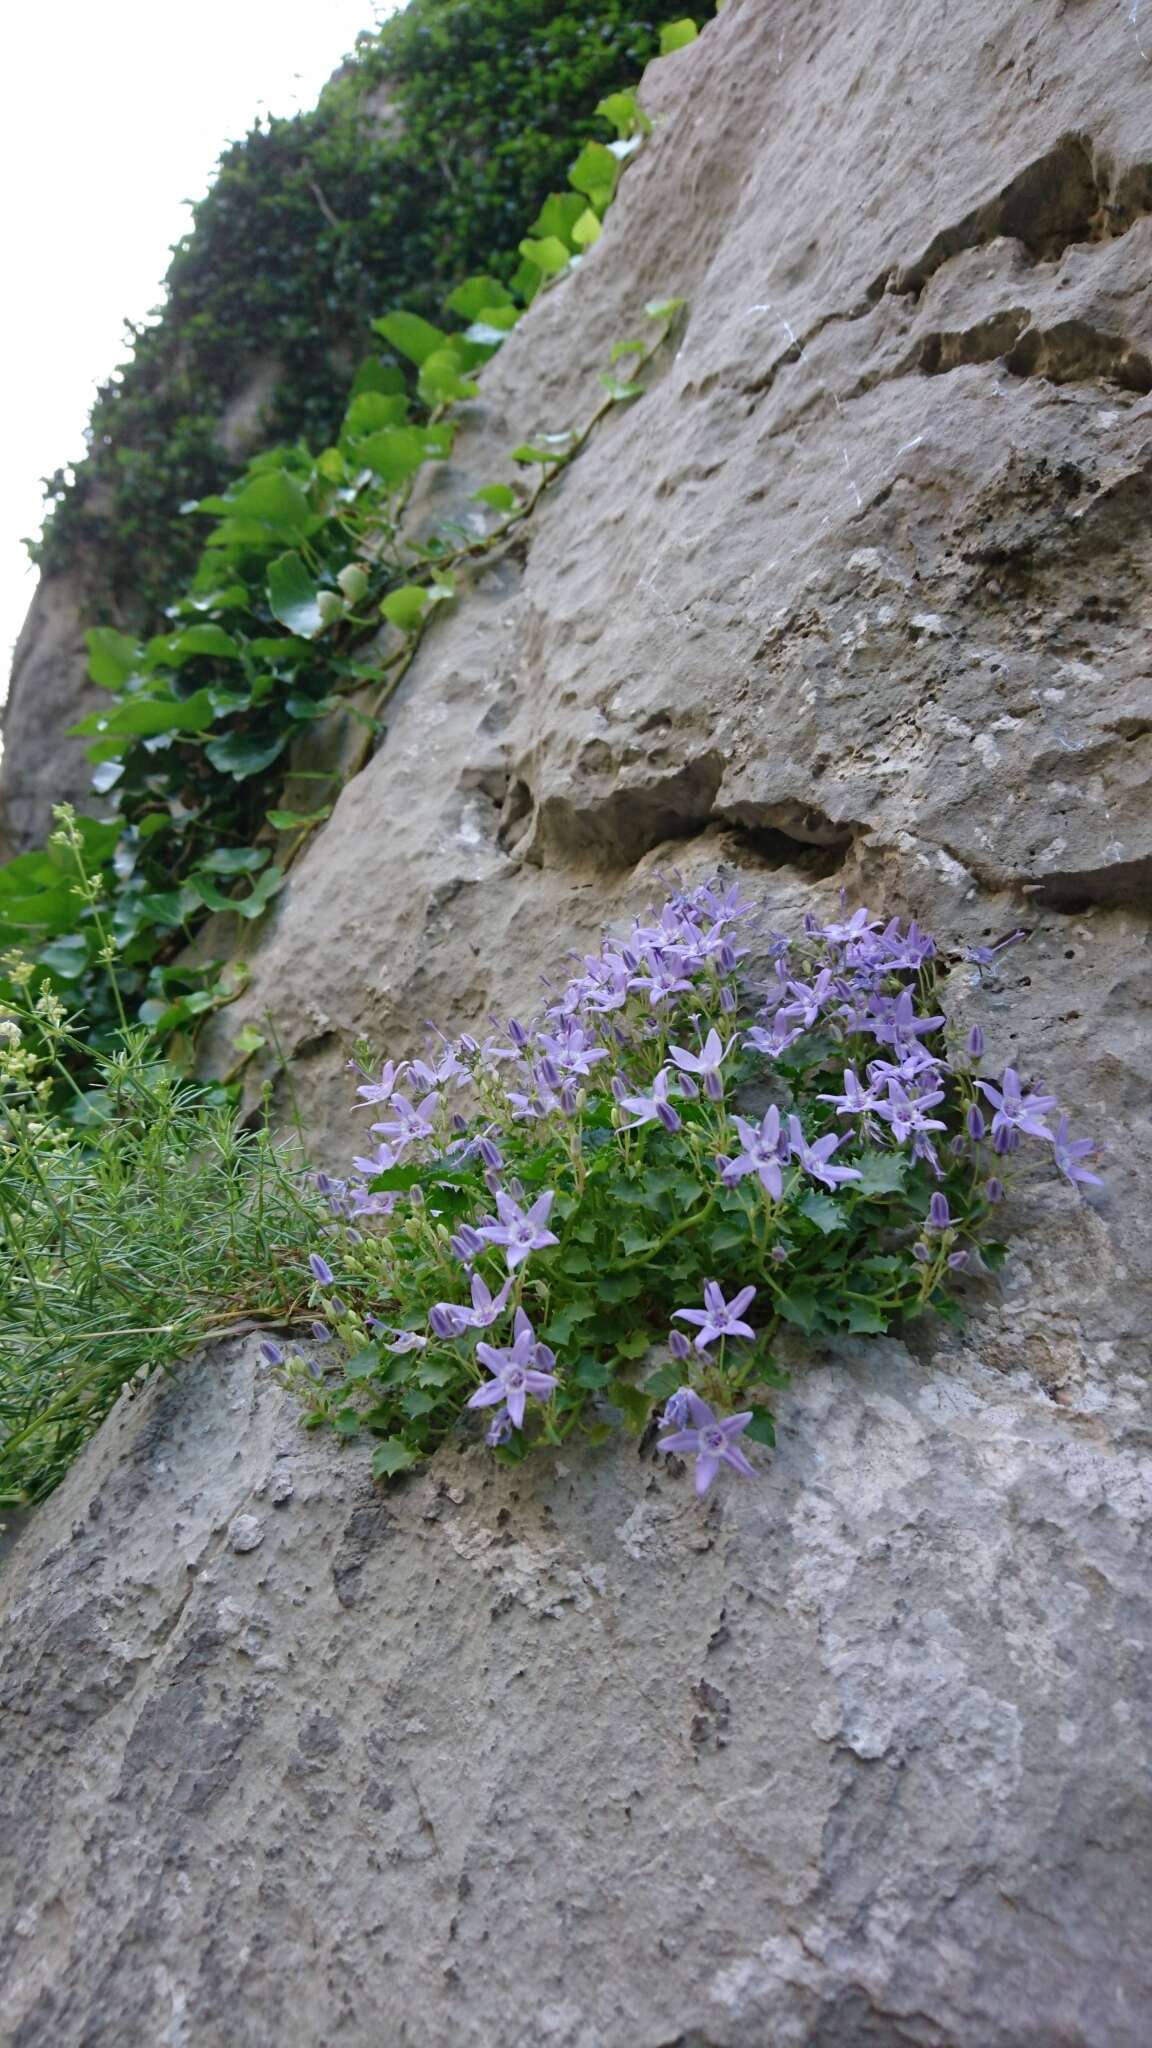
[2,1327,1150,2048]
[0,566,107,858]
[3,0,1152,2040]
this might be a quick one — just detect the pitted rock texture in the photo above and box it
[2,1329,1150,2048]
[4,0,1152,2040]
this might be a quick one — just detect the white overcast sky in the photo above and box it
[1,0,391,688]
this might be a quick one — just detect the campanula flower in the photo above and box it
[1050,1116,1102,1188]
[674,1280,757,1350]
[469,1309,559,1427]
[668,1027,733,1102]
[977,1067,1056,1141]
[787,1115,862,1189]
[657,1398,758,1494]
[476,1189,559,1271]
[725,1106,786,1199]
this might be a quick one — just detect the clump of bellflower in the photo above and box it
[284,881,1101,1490]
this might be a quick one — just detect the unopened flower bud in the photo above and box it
[259,1340,285,1366]
[704,1068,724,1102]
[477,1136,502,1170]
[913,1241,931,1264]
[656,1098,682,1133]
[507,1018,528,1049]
[719,984,737,1014]
[678,1073,700,1100]
[966,1104,986,1141]
[927,1193,951,1231]
[985,1177,1004,1204]
[316,589,344,626]
[668,1330,691,1361]
[337,563,369,603]
[966,1024,985,1059]
[947,1249,969,1269]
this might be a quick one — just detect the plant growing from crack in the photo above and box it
[279,879,1101,1491]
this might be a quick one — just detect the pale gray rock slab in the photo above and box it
[1,1333,1150,2047]
[4,0,1152,2039]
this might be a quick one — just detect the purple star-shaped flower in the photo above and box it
[617,1068,681,1133]
[1051,1115,1102,1188]
[977,1067,1057,1142]
[371,1090,440,1149]
[787,1115,862,1189]
[724,1106,785,1198]
[355,1059,400,1105]
[429,1272,513,1336]
[658,1397,758,1495]
[673,1280,757,1351]
[668,1027,732,1102]
[476,1189,559,1271]
[469,1309,559,1428]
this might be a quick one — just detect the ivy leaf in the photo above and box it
[595,90,652,140]
[371,1439,418,1480]
[659,19,699,54]
[417,350,479,406]
[203,731,288,780]
[333,1408,361,1439]
[381,585,430,633]
[599,374,645,402]
[799,1191,848,1235]
[36,934,91,979]
[350,358,407,397]
[445,275,513,320]
[572,209,602,249]
[267,551,325,638]
[373,311,449,365]
[518,235,572,277]
[197,846,270,876]
[354,425,435,488]
[85,627,143,688]
[159,625,242,664]
[72,690,217,743]
[231,1023,267,1057]
[531,192,586,243]
[266,805,332,830]
[567,142,619,209]
[214,470,311,536]
[473,483,517,513]
[342,391,408,437]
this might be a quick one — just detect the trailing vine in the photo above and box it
[1,40,698,1093]
[31,0,703,623]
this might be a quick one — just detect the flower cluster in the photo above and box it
[282,882,1100,1492]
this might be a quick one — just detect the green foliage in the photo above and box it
[280,886,1037,1485]
[0,986,325,1507]
[31,0,704,619]
[1,136,686,1088]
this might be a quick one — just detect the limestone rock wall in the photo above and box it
[3,1,1152,2041]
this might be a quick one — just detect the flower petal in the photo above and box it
[694,1453,720,1495]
